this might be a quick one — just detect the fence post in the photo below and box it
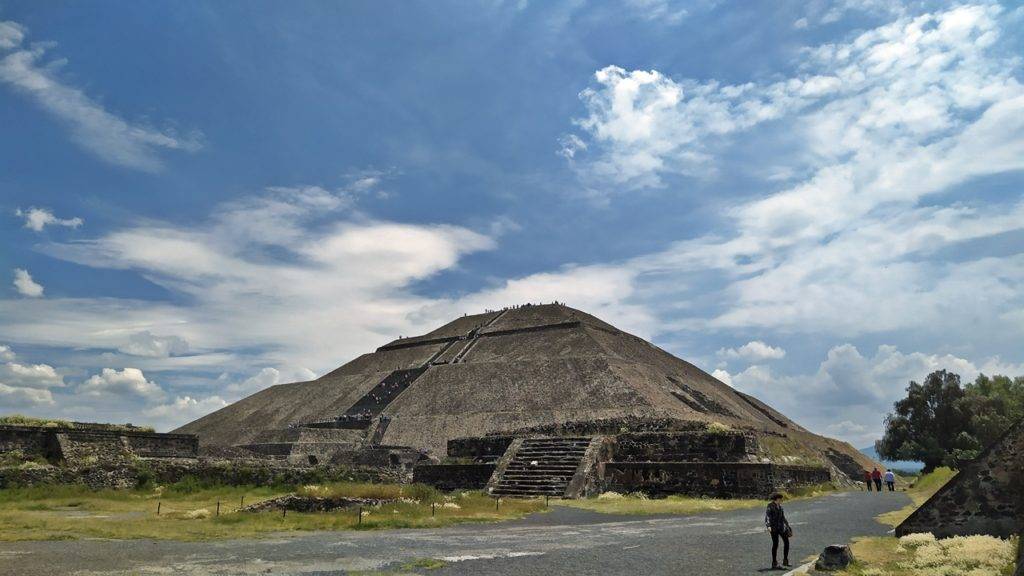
[545,495,549,508]
[216,501,220,517]
[495,497,500,511]
[282,507,286,518]
[358,506,363,525]
[240,495,244,508]
[157,501,161,516]
[432,502,435,517]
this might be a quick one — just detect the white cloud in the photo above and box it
[0,383,53,407]
[0,186,497,376]
[119,331,190,358]
[225,367,282,396]
[79,367,163,400]
[16,207,83,232]
[711,368,732,386]
[717,340,786,362]
[0,361,64,389]
[624,0,689,24]
[726,342,1008,446]
[0,21,25,49]
[143,395,228,430]
[0,344,61,407]
[0,21,201,171]
[12,269,43,298]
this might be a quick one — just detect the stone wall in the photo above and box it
[0,425,197,464]
[447,436,514,462]
[0,427,60,461]
[413,464,497,491]
[0,459,405,490]
[602,462,830,498]
[897,420,1024,539]
[608,431,756,463]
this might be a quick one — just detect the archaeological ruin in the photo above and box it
[174,303,878,498]
[897,417,1024,539]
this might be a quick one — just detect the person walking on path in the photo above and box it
[871,467,883,492]
[765,492,792,570]
[863,470,873,491]
[884,469,896,491]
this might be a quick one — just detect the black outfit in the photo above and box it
[765,501,790,567]
[886,481,895,491]
[873,478,882,491]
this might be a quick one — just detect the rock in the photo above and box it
[814,544,854,571]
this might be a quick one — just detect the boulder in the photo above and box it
[814,544,854,571]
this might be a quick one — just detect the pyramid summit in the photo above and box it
[176,303,877,495]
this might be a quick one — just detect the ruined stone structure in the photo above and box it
[0,423,197,465]
[177,304,880,497]
[897,418,1024,539]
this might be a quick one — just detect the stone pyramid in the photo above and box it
[176,303,874,477]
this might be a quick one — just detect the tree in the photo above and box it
[961,374,1024,447]
[876,370,972,472]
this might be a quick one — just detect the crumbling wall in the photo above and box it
[0,426,61,461]
[413,464,496,491]
[602,462,829,498]
[0,424,197,465]
[897,420,1024,538]
[608,431,756,462]
[447,436,514,462]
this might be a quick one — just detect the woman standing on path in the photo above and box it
[765,492,792,570]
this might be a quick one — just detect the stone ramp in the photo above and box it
[490,437,592,497]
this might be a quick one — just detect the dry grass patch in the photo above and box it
[0,483,543,541]
[557,492,766,515]
[839,533,1018,576]
[876,467,956,527]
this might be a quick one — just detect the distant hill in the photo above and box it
[859,444,924,472]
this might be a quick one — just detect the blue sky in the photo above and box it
[1,0,1022,446]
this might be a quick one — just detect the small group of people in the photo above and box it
[863,467,896,491]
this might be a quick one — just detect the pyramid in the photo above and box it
[176,304,875,480]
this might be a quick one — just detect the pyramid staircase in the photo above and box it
[490,437,594,497]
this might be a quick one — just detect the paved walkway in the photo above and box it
[0,491,908,575]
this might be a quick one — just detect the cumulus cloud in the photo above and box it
[79,367,164,400]
[557,3,1024,343]
[0,384,53,407]
[143,395,228,430]
[119,332,190,358]
[16,207,83,232]
[0,344,61,407]
[711,368,732,386]
[225,367,282,397]
[722,342,1007,445]
[717,341,786,362]
[12,269,43,297]
[0,21,201,171]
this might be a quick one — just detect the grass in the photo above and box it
[0,414,154,432]
[555,483,835,516]
[838,533,1018,576]
[0,482,544,542]
[875,467,956,528]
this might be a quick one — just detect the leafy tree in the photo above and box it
[961,374,1024,447]
[877,371,1024,471]
[876,370,971,472]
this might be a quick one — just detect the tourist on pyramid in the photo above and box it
[863,469,872,491]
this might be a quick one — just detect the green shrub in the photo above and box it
[405,483,442,503]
